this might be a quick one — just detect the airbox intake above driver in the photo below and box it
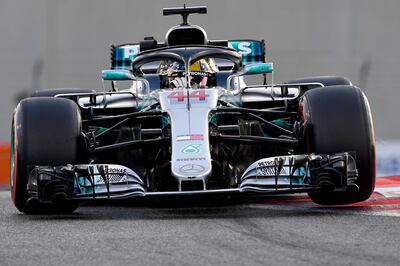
[166,25,208,46]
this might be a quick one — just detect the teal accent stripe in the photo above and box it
[94,127,108,137]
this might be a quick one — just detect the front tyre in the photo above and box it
[300,86,375,205]
[11,97,82,214]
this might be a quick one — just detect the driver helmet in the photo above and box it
[158,58,218,88]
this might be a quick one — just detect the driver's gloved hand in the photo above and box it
[169,77,187,88]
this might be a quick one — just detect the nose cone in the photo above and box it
[159,88,219,190]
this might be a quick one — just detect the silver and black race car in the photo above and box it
[11,6,375,214]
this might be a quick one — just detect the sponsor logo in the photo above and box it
[108,168,128,175]
[256,161,286,176]
[177,134,204,142]
[228,41,252,55]
[94,168,128,184]
[123,45,139,59]
[179,164,205,174]
[181,144,201,154]
[176,157,206,162]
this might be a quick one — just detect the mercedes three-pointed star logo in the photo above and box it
[179,164,205,174]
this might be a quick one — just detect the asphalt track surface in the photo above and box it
[1,177,400,266]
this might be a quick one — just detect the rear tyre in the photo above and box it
[11,97,82,214]
[287,76,352,90]
[31,88,94,97]
[300,86,375,205]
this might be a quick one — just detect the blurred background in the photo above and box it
[0,0,399,177]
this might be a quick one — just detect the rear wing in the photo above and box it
[110,40,266,70]
[111,43,140,70]
[228,40,266,65]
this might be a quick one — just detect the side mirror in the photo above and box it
[240,62,273,76]
[227,62,274,91]
[102,69,136,80]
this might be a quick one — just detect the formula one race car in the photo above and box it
[11,6,375,214]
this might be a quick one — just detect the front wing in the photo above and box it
[26,152,358,203]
